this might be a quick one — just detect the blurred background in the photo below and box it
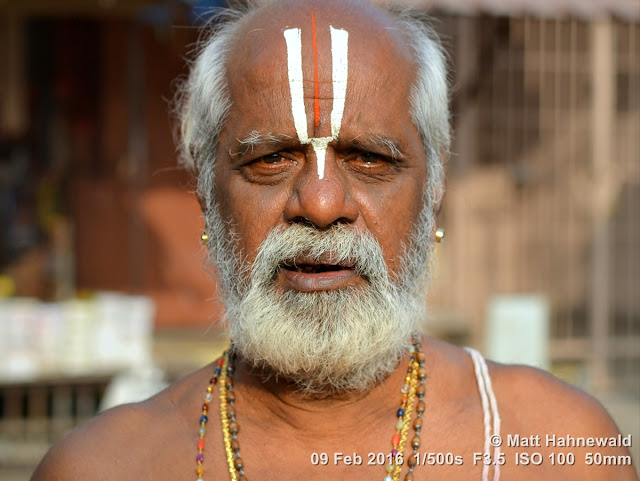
[0,0,638,479]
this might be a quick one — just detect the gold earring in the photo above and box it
[435,227,445,243]
[201,232,209,245]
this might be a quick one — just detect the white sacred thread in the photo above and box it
[465,347,502,481]
[283,26,349,179]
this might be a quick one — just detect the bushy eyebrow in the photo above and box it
[349,134,405,161]
[229,131,405,161]
[229,131,294,158]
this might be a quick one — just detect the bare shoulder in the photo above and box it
[489,361,637,480]
[425,335,621,434]
[423,337,636,480]
[30,364,213,481]
[488,361,618,433]
[30,402,153,481]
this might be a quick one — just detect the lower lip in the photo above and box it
[280,268,359,292]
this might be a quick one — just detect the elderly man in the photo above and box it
[32,0,635,480]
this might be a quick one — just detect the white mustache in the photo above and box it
[250,223,392,290]
[207,199,435,393]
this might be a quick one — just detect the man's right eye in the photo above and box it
[240,152,297,182]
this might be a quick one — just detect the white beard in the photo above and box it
[205,207,435,393]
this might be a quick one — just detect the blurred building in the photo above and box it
[0,0,223,327]
[417,0,639,398]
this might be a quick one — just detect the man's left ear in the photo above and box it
[196,194,207,213]
[434,175,447,219]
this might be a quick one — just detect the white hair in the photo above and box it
[394,8,450,212]
[174,0,450,223]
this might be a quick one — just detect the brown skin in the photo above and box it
[30,340,637,481]
[31,1,636,480]
[216,0,426,290]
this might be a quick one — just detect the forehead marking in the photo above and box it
[283,21,349,179]
[311,12,320,128]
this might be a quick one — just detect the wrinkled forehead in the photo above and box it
[226,1,414,93]
[220,0,420,176]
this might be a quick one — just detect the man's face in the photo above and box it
[215,4,429,289]
[206,1,435,392]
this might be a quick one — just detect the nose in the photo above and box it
[283,148,359,229]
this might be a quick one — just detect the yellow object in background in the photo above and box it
[0,275,16,297]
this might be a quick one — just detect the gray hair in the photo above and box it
[175,1,450,221]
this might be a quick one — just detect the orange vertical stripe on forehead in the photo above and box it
[311,11,320,128]
[284,23,348,179]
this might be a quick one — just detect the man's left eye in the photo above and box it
[360,152,383,164]
[260,153,283,164]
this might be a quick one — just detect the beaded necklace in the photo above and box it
[194,337,426,481]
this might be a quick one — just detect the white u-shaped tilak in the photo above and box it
[283,26,349,179]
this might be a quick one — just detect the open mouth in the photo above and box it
[282,262,352,274]
[278,255,360,291]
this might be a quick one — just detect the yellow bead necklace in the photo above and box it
[195,337,425,481]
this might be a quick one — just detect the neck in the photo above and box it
[230,346,414,433]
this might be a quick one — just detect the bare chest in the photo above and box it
[194,406,493,481]
[185,410,597,481]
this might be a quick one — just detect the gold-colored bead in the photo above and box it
[213,341,423,481]
[435,227,445,243]
[201,232,209,245]
[219,351,239,481]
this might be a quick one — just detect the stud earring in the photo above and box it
[201,232,209,245]
[435,227,445,243]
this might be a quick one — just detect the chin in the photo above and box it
[226,286,421,394]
